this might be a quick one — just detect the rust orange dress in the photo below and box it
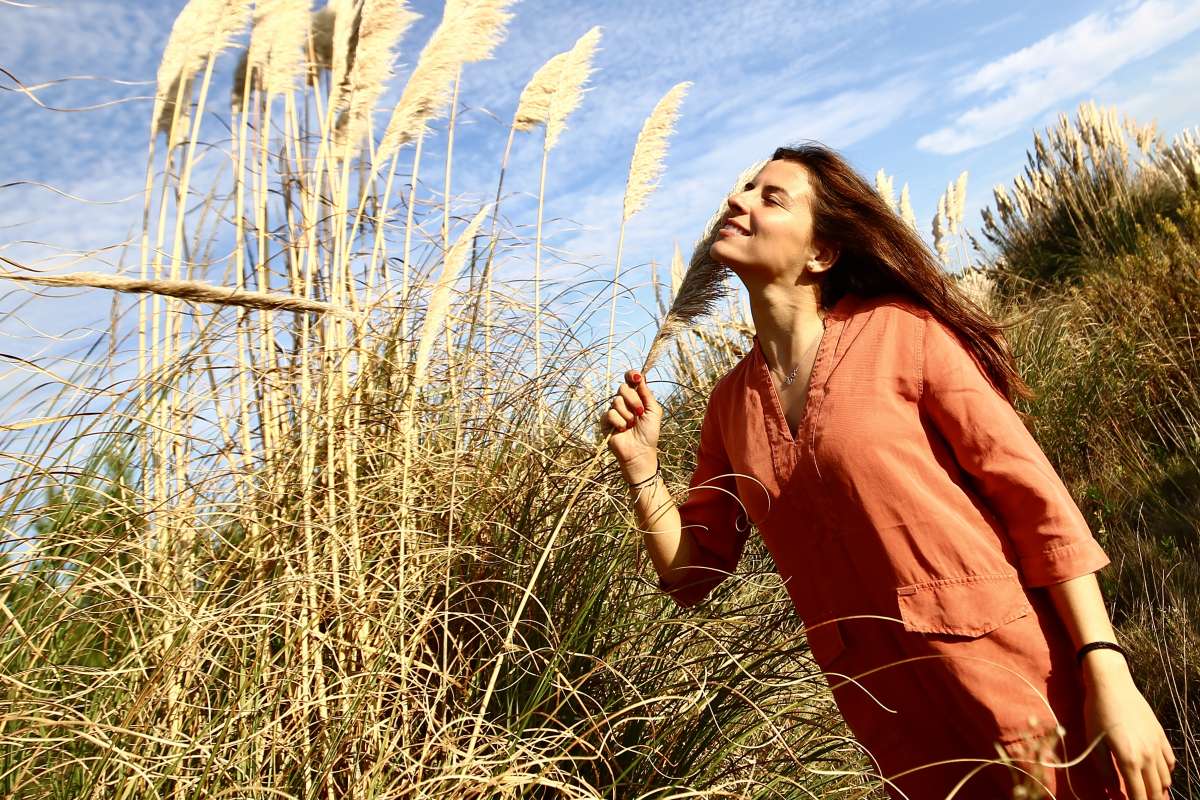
[659,290,1129,799]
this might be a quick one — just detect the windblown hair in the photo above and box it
[771,142,1035,407]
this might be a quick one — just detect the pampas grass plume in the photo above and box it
[310,3,337,73]
[623,81,690,222]
[669,240,684,301]
[640,158,764,375]
[329,0,358,114]
[409,203,493,398]
[154,0,253,137]
[0,269,354,319]
[513,26,601,150]
[899,182,916,230]
[952,170,968,233]
[334,0,421,153]
[875,168,896,212]
[374,0,516,169]
[248,0,312,97]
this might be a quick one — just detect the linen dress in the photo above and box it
[658,290,1129,799]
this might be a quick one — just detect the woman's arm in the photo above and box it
[1045,572,1176,800]
[604,371,748,608]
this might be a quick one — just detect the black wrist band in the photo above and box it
[1076,640,1127,667]
[627,460,659,489]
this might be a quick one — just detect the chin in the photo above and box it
[709,240,742,271]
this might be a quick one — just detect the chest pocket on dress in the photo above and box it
[895,572,1032,638]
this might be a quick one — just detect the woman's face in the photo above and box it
[709,159,834,283]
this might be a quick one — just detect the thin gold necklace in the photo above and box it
[777,309,826,387]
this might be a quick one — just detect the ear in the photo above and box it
[807,237,840,274]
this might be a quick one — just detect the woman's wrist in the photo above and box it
[1080,645,1134,690]
[622,454,659,487]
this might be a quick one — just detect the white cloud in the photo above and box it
[917,0,1200,154]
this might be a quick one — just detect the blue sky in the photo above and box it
[2,0,1199,417]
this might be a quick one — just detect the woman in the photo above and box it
[601,144,1176,799]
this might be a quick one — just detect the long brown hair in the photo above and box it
[771,142,1036,408]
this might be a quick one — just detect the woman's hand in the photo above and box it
[1083,658,1176,800]
[601,370,661,481]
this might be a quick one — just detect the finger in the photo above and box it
[1155,750,1172,796]
[626,370,659,411]
[617,384,645,416]
[1152,762,1171,796]
[1120,755,1147,800]
[1163,738,1176,772]
[605,408,631,432]
[1142,757,1162,800]
[610,394,634,423]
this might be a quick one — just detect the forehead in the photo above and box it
[753,160,813,198]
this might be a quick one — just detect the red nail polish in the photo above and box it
[636,407,644,415]
[632,373,641,383]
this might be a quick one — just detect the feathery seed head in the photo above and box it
[409,203,493,396]
[154,0,253,138]
[899,183,916,231]
[640,159,764,375]
[622,81,690,222]
[953,170,968,231]
[247,0,311,97]
[875,168,896,212]
[310,3,337,73]
[514,26,601,151]
[333,0,421,155]
[670,240,684,301]
[375,0,517,168]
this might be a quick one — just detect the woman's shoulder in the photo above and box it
[859,291,933,322]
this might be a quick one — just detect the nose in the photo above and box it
[726,188,748,214]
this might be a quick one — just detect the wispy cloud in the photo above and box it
[917,0,1200,155]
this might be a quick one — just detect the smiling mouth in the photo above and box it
[720,222,749,236]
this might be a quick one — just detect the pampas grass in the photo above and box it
[621,82,691,223]
[373,0,516,171]
[247,0,311,97]
[153,0,253,139]
[899,182,917,231]
[332,0,420,154]
[19,2,1200,798]
[606,80,691,388]
[511,26,602,421]
[514,26,601,150]
[875,168,896,212]
[640,158,764,376]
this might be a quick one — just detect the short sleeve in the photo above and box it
[919,314,1110,588]
[657,388,750,608]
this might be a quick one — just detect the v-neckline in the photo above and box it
[755,322,827,445]
[753,294,855,447]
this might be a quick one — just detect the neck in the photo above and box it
[747,279,826,373]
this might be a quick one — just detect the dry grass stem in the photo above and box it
[0,269,356,319]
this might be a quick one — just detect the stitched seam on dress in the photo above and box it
[917,311,926,403]
[899,570,1018,592]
